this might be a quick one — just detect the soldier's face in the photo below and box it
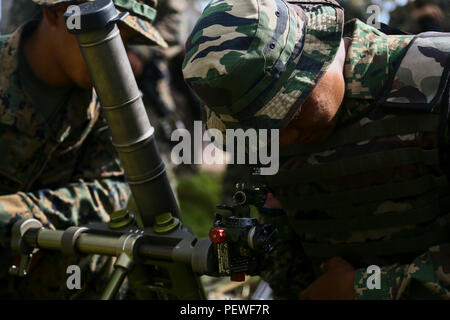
[50,6,138,89]
[47,5,92,89]
[279,38,348,146]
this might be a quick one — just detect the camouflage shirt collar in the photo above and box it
[343,19,414,101]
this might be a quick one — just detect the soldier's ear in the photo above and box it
[42,6,59,28]
[42,5,68,28]
[328,38,346,74]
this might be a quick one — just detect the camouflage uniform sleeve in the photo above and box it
[354,244,450,299]
[0,116,131,246]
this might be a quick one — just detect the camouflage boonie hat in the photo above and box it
[32,0,168,47]
[182,0,344,135]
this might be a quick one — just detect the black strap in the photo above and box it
[290,194,450,235]
[272,147,440,186]
[287,0,342,7]
[278,174,448,209]
[279,114,441,157]
[301,218,450,258]
[379,23,411,35]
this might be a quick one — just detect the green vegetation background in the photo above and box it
[177,171,223,238]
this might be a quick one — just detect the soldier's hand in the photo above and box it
[300,257,356,300]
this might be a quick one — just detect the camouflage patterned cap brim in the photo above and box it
[31,0,167,47]
[182,0,344,145]
[118,9,167,47]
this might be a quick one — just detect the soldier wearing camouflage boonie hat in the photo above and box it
[182,0,344,136]
[32,0,168,47]
[183,0,450,300]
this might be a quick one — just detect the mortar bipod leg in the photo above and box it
[101,252,133,300]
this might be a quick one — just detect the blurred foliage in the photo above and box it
[177,171,223,238]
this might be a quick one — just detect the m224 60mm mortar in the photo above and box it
[8,0,277,300]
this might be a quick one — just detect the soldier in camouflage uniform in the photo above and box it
[0,0,167,299]
[183,0,450,299]
[220,0,371,204]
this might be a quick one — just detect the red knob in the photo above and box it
[209,228,227,244]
